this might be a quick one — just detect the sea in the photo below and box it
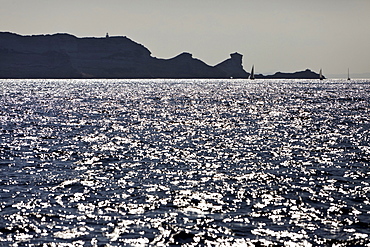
[0,79,369,247]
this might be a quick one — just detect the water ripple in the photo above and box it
[0,79,369,246]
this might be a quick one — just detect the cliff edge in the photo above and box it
[0,32,324,79]
[0,32,246,79]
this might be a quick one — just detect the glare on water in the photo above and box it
[0,79,369,246]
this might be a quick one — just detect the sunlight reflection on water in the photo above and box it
[0,79,369,246]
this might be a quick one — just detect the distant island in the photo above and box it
[0,32,324,79]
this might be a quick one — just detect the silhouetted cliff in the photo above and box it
[263,69,326,79]
[214,52,249,78]
[0,32,324,79]
[0,32,246,79]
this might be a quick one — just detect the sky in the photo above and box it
[1,0,370,78]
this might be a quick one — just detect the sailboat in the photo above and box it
[249,65,255,80]
[347,68,351,80]
[319,69,323,80]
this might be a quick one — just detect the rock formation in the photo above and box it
[263,69,326,79]
[0,32,324,79]
[0,32,246,79]
[214,52,249,78]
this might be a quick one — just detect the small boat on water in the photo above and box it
[319,69,323,80]
[249,65,255,80]
[347,68,351,80]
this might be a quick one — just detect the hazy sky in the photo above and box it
[1,0,370,77]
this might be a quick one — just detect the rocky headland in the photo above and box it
[0,32,323,79]
[261,69,325,79]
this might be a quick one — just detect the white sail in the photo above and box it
[249,65,255,80]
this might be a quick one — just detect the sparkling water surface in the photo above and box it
[0,79,369,246]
